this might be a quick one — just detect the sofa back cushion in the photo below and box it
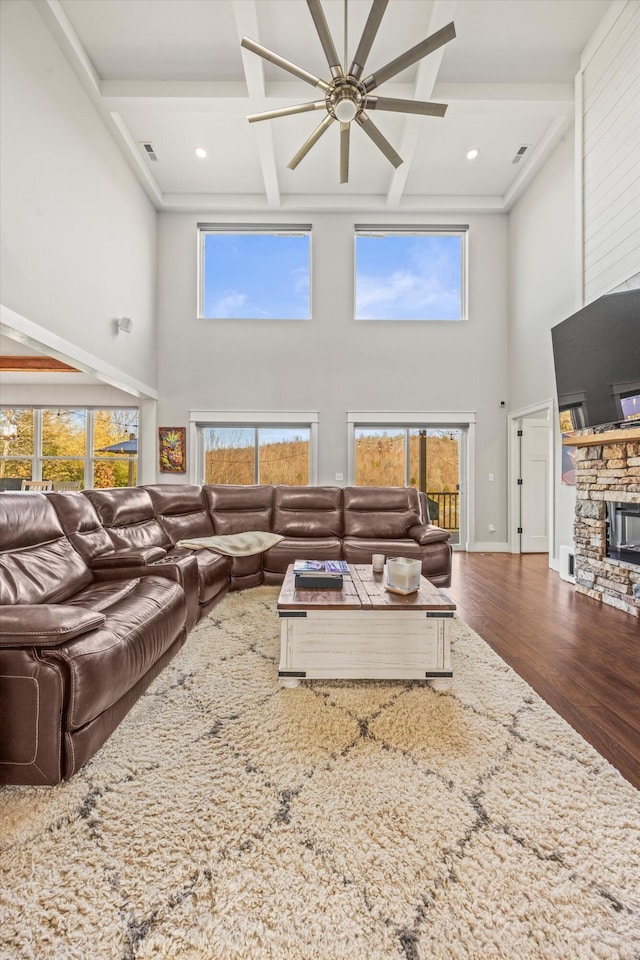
[204,485,273,534]
[48,491,114,562]
[144,484,213,544]
[343,486,422,539]
[272,485,342,538]
[0,493,93,604]
[83,487,172,552]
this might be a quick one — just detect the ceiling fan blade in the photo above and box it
[307,0,343,78]
[288,114,335,170]
[241,36,330,92]
[364,96,448,117]
[349,0,389,80]
[340,122,350,184]
[248,101,326,123]
[356,113,403,168]
[362,21,456,92]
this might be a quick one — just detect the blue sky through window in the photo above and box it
[355,233,463,320]
[202,232,310,319]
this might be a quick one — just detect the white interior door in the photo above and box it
[520,418,550,553]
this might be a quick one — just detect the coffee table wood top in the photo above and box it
[278,563,455,613]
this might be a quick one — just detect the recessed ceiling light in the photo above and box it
[194,147,207,159]
[466,148,479,161]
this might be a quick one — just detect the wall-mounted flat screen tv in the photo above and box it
[551,289,640,430]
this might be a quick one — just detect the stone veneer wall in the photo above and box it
[574,438,640,617]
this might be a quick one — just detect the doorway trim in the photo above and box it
[508,400,555,562]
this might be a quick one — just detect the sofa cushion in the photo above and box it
[272,485,342,537]
[167,546,232,604]
[0,493,93,604]
[342,537,426,563]
[44,576,186,730]
[263,537,343,575]
[343,486,422,539]
[84,487,172,552]
[47,491,115,562]
[145,483,214,544]
[204,484,273,534]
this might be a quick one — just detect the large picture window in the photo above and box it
[355,226,466,321]
[201,426,311,485]
[0,407,138,489]
[193,411,318,486]
[198,225,311,320]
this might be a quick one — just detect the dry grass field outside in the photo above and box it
[205,433,460,530]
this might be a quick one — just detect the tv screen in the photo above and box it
[551,289,640,430]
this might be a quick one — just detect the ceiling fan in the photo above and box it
[240,0,455,184]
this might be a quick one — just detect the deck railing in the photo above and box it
[426,491,459,532]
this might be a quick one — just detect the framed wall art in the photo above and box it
[158,427,186,473]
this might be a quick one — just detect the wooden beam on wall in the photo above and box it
[0,356,80,372]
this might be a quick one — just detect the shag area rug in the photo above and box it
[1,588,639,960]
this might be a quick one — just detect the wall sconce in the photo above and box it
[114,316,133,334]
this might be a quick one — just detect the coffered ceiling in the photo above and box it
[36,0,612,213]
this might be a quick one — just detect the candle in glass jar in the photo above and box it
[387,557,421,591]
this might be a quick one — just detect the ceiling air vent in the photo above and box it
[512,144,530,165]
[139,141,158,162]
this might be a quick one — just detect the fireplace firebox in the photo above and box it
[607,501,640,565]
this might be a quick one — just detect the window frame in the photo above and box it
[354,225,468,322]
[0,406,139,487]
[347,409,475,551]
[190,410,319,485]
[197,223,312,321]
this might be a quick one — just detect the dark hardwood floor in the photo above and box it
[447,552,640,790]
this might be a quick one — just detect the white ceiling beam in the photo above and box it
[434,82,574,103]
[161,192,505,214]
[34,0,101,96]
[232,0,280,207]
[99,83,573,118]
[386,0,460,208]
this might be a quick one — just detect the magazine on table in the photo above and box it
[293,559,348,576]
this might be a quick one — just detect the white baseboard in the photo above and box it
[468,542,510,552]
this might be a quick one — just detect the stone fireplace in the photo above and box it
[573,433,640,617]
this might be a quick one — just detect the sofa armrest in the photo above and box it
[408,523,452,546]
[92,555,199,632]
[90,545,167,568]
[0,605,106,648]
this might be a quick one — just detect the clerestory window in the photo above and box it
[198,224,311,320]
[355,226,467,321]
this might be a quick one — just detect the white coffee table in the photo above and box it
[277,563,455,688]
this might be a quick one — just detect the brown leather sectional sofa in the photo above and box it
[0,484,451,785]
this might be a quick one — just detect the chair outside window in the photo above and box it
[52,480,82,491]
[20,480,54,491]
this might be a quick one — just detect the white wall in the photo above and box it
[0,0,157,391]
[157,211,509,547]
[508,132,577,556]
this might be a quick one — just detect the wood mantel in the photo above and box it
[563,426,640,446]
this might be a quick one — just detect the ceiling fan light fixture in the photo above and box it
[334,98,358,123]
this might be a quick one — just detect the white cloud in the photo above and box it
[210,290,248,318]
[356,269,459,319]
